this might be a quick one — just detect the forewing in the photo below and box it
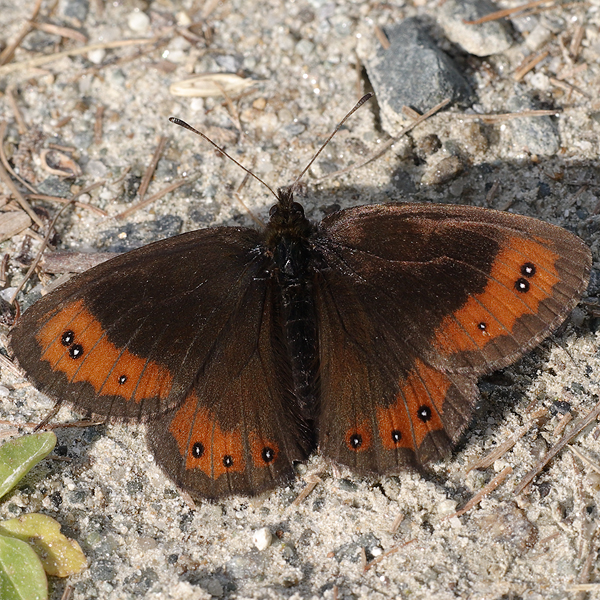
[314,203,590,473]
[11,228,269,420]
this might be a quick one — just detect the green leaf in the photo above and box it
[0,514,86,577]
[0,533,47,600]
[0,433,56,500]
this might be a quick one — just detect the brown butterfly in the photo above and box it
[10,98,591,499]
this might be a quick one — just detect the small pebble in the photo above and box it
[86,160,108,178]
[176,11,192,26]
[463,121,488,154]
[87,48,106,65]
[505,95,560,156]
[0,288,18,302]
[190,98,204,112]
[415,134,442,159]
[525,23,553,51]
[253,527,272,550]
[128,10,150,33]
[421,155,463,186]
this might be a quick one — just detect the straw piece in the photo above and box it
[465,408,547,473]
[31,21,88,43]
[0,37,157,76]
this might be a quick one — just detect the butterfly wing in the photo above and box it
[146,272,311,498]
[11,227,311,497]
[313,203,590,473]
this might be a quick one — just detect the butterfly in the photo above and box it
[9,100,591,500]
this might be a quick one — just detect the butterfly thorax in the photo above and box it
[264,187,319,417]
[264,188,314,250]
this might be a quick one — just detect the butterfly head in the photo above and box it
[264,187,314,247]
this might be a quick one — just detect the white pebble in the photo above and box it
[128,10,150,33]
[87,49,106,64]
[253,527,272,551]
[176,11,192,26]
[190,98,204,112]
[0,288,17,302]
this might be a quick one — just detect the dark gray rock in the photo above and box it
[364,18,474,136]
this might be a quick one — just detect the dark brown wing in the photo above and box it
[11,228,265,419]
[147,273,310,498]
[11,227,311,497]
[313,203,590,473]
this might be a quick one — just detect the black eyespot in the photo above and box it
[61,330,74,346]
[118,375,127,385]
[349,433,362,449]
[192,442,204,458]
[261,447,275,463]
[417,406,432,422]
[391,430,402,443]
[521,263,536,277]
[515,278,530,293]
[223,455,233,468]
[68,344,83,359]
[478,322,487,331]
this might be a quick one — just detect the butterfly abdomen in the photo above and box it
[266,195,320,417]
[277,275,319,416]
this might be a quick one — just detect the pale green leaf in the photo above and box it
[0,533,47,600]
[0,433,57,500]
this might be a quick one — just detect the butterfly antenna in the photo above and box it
[289,92,373,193]
[169,117,280,202]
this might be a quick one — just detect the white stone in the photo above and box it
[87,48,106,64]
[128,10,150,33]
[190,98,204,112]
[253,527,273,550]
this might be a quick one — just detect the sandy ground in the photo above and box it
[1,0,600,598]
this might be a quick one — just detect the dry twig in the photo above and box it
[138,136,169,202]
[116,176,195,220]
[0,0,44,65]
[514,400,600,495]
[291,473,323,507]
[463,0,552,25]
[0,161,43,227]
[514,51,549,81]
[448,466,513,519]
[0,37,158,76]
[465,408,547,472]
